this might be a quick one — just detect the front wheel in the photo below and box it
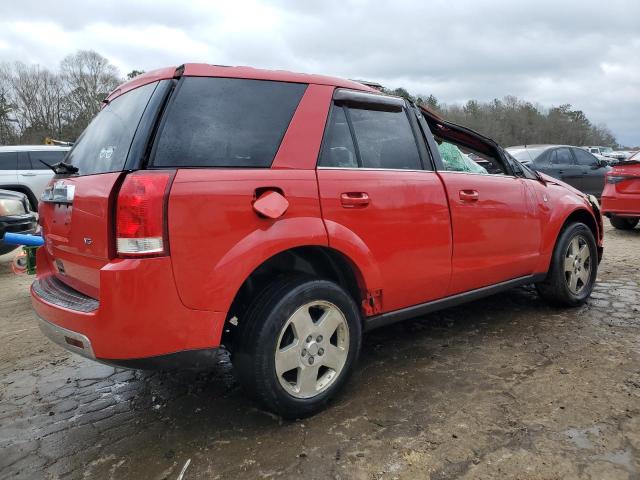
[536,222,598,307]
[609,215,639,230]
[232,276,362,419]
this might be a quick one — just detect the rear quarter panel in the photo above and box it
[167,83,339,313]
[168,169,328,312]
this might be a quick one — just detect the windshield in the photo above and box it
[505,147,546,163]
[601,147,613,153]
[623,151,639,162]
[65,82,158,176]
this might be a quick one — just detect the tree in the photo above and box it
[0,68,18,145]
[127,70,145,80]
[419,94,440,112]
[412,93,618,148]
[2,62,66,144]
[60,50,121,139]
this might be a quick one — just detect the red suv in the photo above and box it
[32,65,603,417]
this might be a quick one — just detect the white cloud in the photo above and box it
[0,0,638,145]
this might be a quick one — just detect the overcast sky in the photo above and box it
[1,0,638,145]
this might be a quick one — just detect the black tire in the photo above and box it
[232,275,362,419]
[536,222,598,307]
[609,215,638,230]
[0,243,18,256]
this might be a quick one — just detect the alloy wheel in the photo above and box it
[274,300,349,399]
[564,234,592,294]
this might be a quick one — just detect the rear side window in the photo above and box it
[66,82,158,176]
[29,150,67,169]
[349,108,421,170]
[0,152,17,170]
[153,77,307,168]
[551,148,574,165]
[573,148,597,166]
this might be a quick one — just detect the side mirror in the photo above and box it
[593,159,607,168]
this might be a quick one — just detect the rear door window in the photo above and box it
[348,108,421,170]
[28,150,67,169]
[573,148,598,167]
[0,152,17,170]
[318,107,358,168]
[551,148,574,165]
[153,77,307,168]
[65,82,158,176]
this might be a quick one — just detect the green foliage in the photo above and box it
[409,91,617,147]
[127,70,145,80]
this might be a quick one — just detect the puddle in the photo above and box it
[564,426,601,450]
[594,449,637,473]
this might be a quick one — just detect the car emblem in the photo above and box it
[84,237,93,245]
[543,194,549,202]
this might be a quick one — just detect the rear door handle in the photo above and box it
[459,190,479,202]
[20,173,36,177]
[340,192,369,208]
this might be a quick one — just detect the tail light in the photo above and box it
[116,171,172,257]
[606,175,629,184]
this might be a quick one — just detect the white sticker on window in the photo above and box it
[99,146,115,160]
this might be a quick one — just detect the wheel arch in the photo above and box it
[222,245,373,346]
[538,206,602,274]
[562,208,600,246]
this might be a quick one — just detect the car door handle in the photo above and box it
[459,190,479,202]
[20,173,36,176]
[558,170,564,175]
[340,192,370,208]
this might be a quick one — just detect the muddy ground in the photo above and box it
[0,223,639,480]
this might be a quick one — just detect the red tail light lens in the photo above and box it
[116,171,171,257]
[606,175,631,184]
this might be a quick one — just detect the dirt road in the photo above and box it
[1,224,639,479]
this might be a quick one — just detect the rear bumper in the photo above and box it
[37,315,96,359]
[601,195,640,218]
[31,250,227,362]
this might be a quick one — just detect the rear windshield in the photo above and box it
[65,82,158,175]
[152,77,307,168]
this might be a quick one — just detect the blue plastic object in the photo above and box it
[3,232,44,247]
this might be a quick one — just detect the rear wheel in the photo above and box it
[536,222,597,307]
[609,215,639,230]
[232,275,362,419]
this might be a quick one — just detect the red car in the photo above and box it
[32,65,603,417]
[602,151,640,230]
